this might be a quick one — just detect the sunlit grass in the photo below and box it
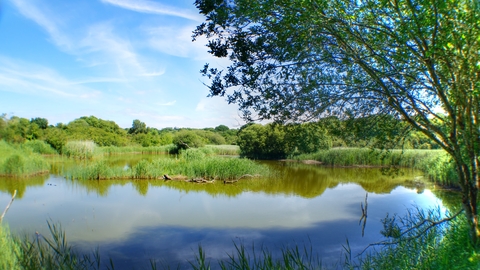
[62,140,98,159]
[0,141,49,177]
[21,140,58,155]
[64,148,269,181]
[204,145,240,156]
[100,144,176,155]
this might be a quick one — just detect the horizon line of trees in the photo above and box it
[0,113,439,158]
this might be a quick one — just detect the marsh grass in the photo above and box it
[63,141,98,159]
[204,145,240,156]
[351,208,480,270]
[100,144,176,155]
[65,148,268,181]
[0,141,49,177]
[295,148,456,185]
[1,222,103,270]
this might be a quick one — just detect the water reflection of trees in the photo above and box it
[0,159,428,199]
[0,175,48,198]
[62,162,427,198]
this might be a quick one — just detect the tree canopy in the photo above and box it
[194,0,480,244]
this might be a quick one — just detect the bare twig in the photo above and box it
[0,190,17,223]
[359,193,368,237]
[359,208,464,255]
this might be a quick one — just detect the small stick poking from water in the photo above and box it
[0,190,17,223]
[359,192,368,237]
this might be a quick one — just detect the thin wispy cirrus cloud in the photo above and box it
[101,0,204,21]
[0,0,243,129]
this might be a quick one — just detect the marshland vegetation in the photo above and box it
[0,114,475,269]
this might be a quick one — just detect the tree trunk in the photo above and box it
[457,160,480,246]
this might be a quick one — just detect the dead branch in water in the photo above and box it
[359,193,368,237]
[0,190,17,223]
[187,178,215,184]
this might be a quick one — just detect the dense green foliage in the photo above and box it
[0,113,440,160]
[237,122,332,159]
[0,114,239,153]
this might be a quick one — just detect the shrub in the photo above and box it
[22,140,57,155]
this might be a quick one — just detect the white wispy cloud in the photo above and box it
[145,25,211,59]
[79,22,147,77]
[158,100,176,106]
[139,70,166,77]
[101,0,203,21]
[9,1,165,79]
[0,57,102,99]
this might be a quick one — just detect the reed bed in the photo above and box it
[204,145,240,156]
[62,141,98,159]
[100,144,176,155]
[64,148,268,181]
[295,148,456,185]
[0,141,50,177]
[0,222,103,270]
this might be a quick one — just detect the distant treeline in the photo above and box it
[0,114,237,153]
[0,114,439,158]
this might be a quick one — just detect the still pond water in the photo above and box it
[0,155,449,269]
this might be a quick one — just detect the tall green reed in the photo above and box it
[1,222,103,270]
[100,144,176,155]
[65,148,268,181]
[63,141,98,159]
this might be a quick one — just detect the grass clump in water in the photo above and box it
[65,148,268,181]
[204,145,240,156]
[0,141,49,177]
[100,144,176,155]
[63,140,98,159]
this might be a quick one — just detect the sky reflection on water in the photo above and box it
[0,162,446,269]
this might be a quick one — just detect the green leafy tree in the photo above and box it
[285,122,332,155]
[214,124,229,132]
[129,119,147,134]
[30,117,48,129]
[44,127,67,152]
[173,130,205,150]
[194,0,480,244]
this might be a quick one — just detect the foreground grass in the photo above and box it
[352,208,480,270]
[64,148,268,180]
[0,140,50,177]
[295,148,456,185]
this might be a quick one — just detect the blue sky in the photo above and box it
[0,0,244,129]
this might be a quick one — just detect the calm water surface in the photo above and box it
[0,156,447,269]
